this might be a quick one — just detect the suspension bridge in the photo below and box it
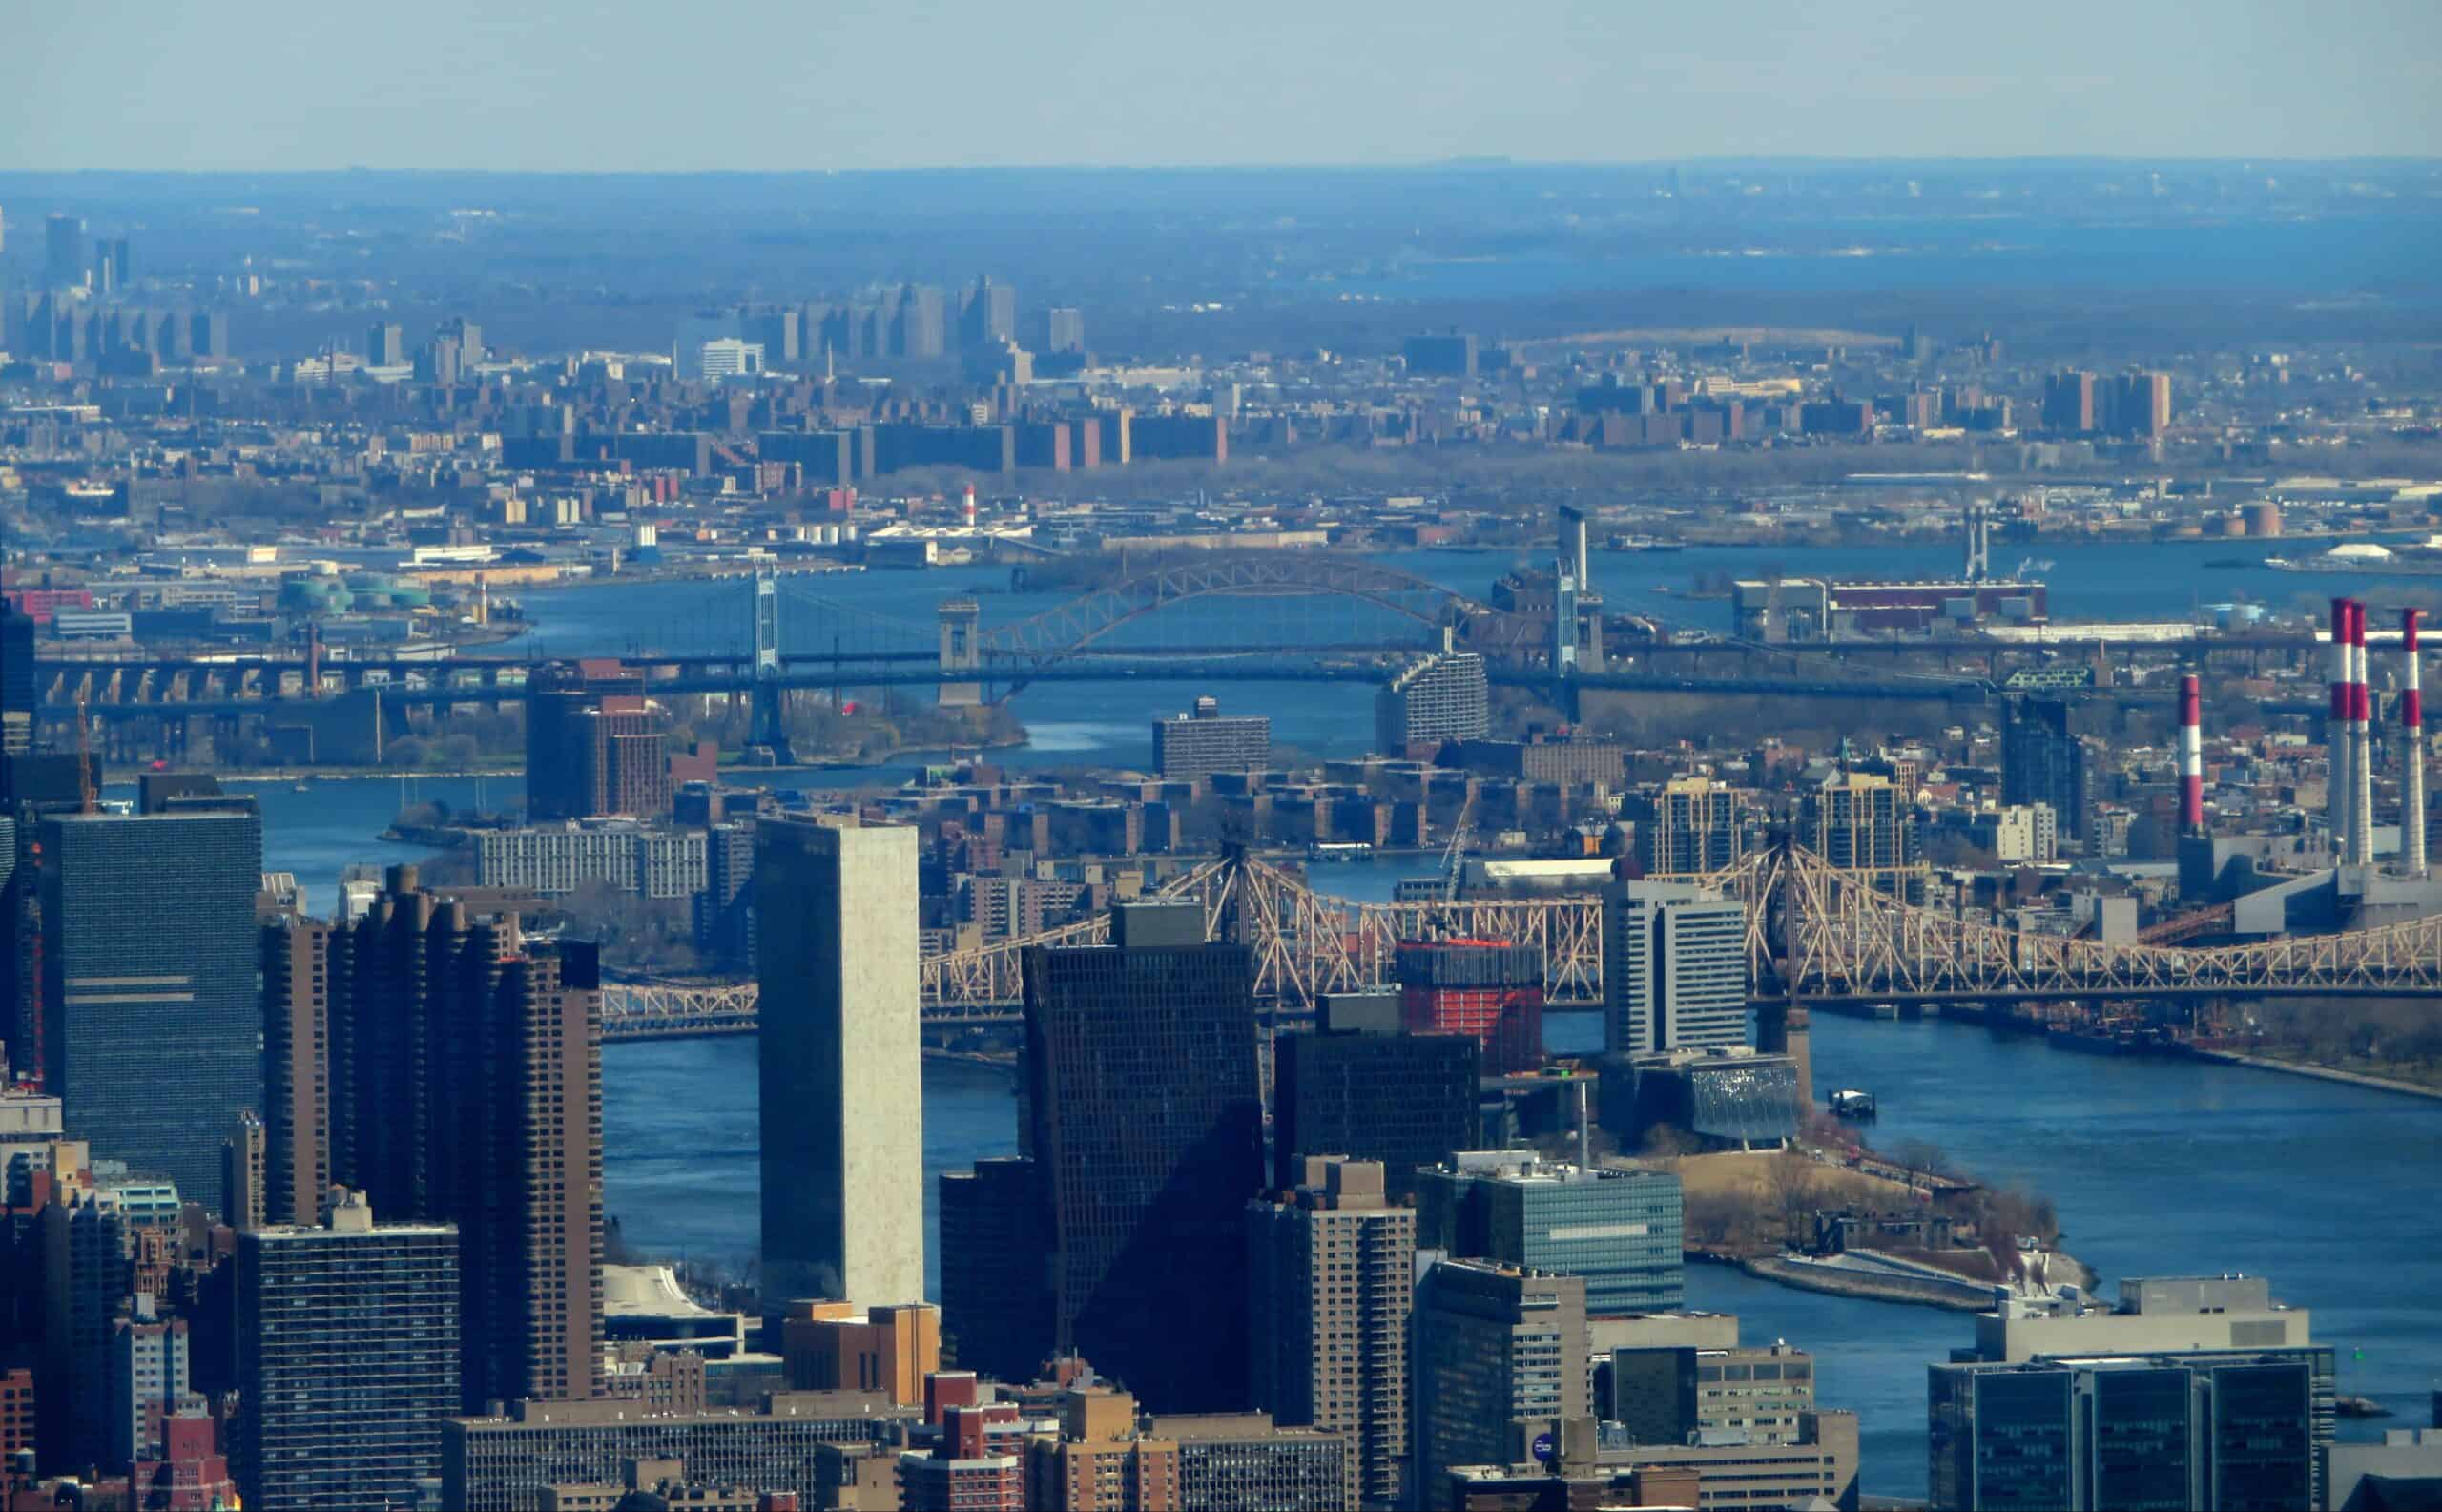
[600,840,2442,1039]
[36,552,2031,734]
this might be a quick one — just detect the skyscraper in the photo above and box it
[1246,1157,1414,1509]
[1805,771,1914,869]
[43,215,85,291]
[365,321,405,366]
[1413,1260,1588,1501]
[37,808,262,1202]
[1376,649,1490,753]
[321,869,603,1408]
[960,276,1017,348]
[2002,695,2089,844]
[1271,1027,1478,1198]
[1042,306,1086,355]
[236,1191,461,1512]
[107,1297,190,1465]
[95,237,131,292]
[891,284,947,358]
[222,1109,266,1233]
[525,664,673,820]
[0,596,33,760]
[1635,777,1745,874]
[258,915,330,1228]
[2041,370,2098,433]
[939,1155,1053,1385]
[1023,902,1264,1412]
[1928,1352,2323,1512]
[1603,880,1749,1056]
[757,817,925,1317]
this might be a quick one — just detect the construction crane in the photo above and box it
[1439,789,1476,904]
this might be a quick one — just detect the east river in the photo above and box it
[220,533,2442,1502]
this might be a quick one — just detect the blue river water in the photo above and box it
[489,533,2407,779]
[589,1016,2442,1503]
[227,534,2442,1501]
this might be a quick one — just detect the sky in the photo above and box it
[9,0,2442,171]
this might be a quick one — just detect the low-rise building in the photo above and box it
[477,820,708,898]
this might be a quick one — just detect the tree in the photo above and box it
[1767,1147,1819,1249]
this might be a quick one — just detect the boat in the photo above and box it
[2337,1394,2392,1419]
[1830,1088,1878,1120]
[291,782,311,793]
[2047,1023,2138,1055]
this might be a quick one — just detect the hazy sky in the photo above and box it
[10,0,2442,171]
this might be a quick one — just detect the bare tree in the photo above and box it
[1767,1147,1819,1249]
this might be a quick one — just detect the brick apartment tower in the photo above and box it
[1247,1157,1416,1509]
[303,866,604,1408]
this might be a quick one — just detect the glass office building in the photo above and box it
[39,809,262,1203]
[1417,1156,1685,1314]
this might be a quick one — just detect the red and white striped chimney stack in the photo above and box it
[962,483,978,528]
[2351,599,2375,867]
[2330,596,2354,857]
[2404,608,2427,878]
[2178,673,2205,837]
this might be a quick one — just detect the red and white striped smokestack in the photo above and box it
[962,483,978,528]
[2405,609,2427,878]
[2179,673,2204,836]
[2351,599,2376,866]
[2330,596,2353,855]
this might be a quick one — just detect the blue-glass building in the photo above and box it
[1417,1155,1685,1314]
[38,808,262,1204]
[1928,1350,2328,1512]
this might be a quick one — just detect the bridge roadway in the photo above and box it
[29,629,2359,684]
[46,658,2008,720]
[603,845,2442,1041]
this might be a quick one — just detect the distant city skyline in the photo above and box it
[6,0,2438,172]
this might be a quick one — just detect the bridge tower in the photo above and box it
[749,564,795,763]
[938,598,983,707]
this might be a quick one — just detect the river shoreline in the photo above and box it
[1722,1246,2096,1315]
[2188,1047,2442,1103]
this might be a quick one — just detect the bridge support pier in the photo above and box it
[748,565,796,763]
[1757,997,1813,1108]
[938,598,983,707]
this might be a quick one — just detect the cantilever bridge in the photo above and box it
[601,842,2442,1039]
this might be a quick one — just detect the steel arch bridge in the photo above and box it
[970,553,1489,663]
[600,842,2442,1040]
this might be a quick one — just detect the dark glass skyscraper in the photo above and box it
[1928,1351,2326,1512]
[0,595,33,761]
[1021,902,1263,1412]
[937,1154,1052,1385]
[1272,1028,1478,1198]
[37,809,262,1202]
[2002,695,2089,843]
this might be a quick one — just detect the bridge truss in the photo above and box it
[601,841,2442,1041]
